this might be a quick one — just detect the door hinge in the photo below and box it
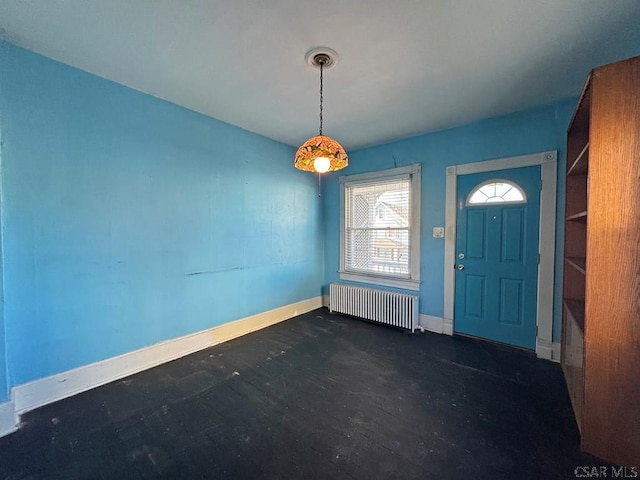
[538,253,540,264]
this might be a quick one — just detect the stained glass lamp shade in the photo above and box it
[294,134,348,172]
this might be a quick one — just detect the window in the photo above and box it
[466,180,526,205]
[339,164,421,290]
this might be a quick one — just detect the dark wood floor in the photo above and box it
[0,308,605,479]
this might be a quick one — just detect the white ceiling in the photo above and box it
[1,1,639,150]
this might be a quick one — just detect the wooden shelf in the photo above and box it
[567,143,589,176]
[564,298,585,332]
[563,72,588,441]
[568,74,591,134]
[561,55,640,466]
[566,211,587,222]
[565,257,586,275]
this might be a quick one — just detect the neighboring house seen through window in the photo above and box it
[339,164,421,290]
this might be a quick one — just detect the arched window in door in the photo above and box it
[466,179,527,205]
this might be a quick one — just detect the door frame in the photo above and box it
[443,151,557,360]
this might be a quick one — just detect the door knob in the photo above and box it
[457,264,465,270]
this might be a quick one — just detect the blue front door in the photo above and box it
[454,166,541,350]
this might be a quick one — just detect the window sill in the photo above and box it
[338,271,421,291]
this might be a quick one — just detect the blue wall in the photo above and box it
[0,42,324,387]
[322,101,575,343]
[0,193,5,401]
[0,47,7,401]
[1,37,638,398]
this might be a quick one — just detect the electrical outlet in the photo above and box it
[433,227,445,238]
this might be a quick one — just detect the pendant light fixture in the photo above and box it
[294,48,348,177]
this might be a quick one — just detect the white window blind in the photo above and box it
[345,176,412,277]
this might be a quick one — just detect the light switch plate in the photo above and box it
[433,227,445,238]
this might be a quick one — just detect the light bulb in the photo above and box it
[314,156,331,173]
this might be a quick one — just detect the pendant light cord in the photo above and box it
[319,60,324,136]
[317,55,327,197]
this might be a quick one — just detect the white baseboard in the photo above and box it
[418,314,454,336]
[0,400,18,437]
[322,294,329,308]
[443,317,454,336]
[12,296,322,417]
[418,314,446,334]
[536,338,561,363]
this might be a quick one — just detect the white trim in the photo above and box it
[322,294,330,308]
[536,338,554,361]
[535,339,561,363]
[537,156,558,354]
[339,164,421,183]
[443,317,454,336]
[552,342,561,363]
[418,314,445,334]
[416,314,453,336]
[444,167,457,326]
[0,400,18,437]
[337,272,420,291]
[444,151,557,360]
[454,153,550,174]
[11,296,322,416]
[339,164,421,291]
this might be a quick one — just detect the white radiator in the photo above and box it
[329,283,419,332]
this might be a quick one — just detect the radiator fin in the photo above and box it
[329,283,418,332]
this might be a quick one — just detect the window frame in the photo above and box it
[465,179,527,206]
[339,164,421,291]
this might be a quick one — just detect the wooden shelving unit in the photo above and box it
[567,143,589,176]
[561,55,640,466]
[565,257,586,275]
